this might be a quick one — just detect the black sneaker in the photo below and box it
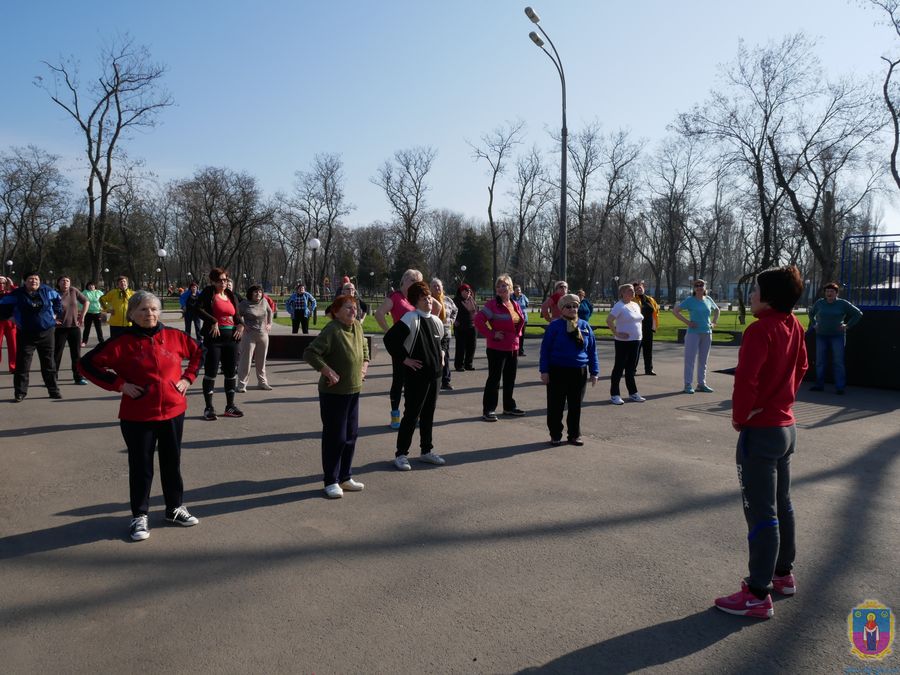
[482,412,499,422]
[549,437,563,446]
[569,437,585,446]
[222,405,244,418]
[75,378,89,385]
[203,407,218,421]
[165,506,199,527]
[129,515,150,541]
[49,391,63,399]
[502,408,526,417]
[440,382,453,391]
[464,365,475,371]
[13,393,25,403]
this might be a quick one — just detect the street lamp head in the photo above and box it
[103,268,109,273]
[308,238,321,251]
[5,260,12,267]
[157,248,167,258]
[524,6,540,23]
[460,265,467,272]
[528,31,544,47]
[156,267,161,273]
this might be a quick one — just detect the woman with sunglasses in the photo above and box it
[539,293,599,445]
[196,267,245,420]
[673,278,720,394]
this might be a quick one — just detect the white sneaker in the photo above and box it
[324,483,343,499]
[393,456,412,471]
[339,478,365,491]
[129,515,150,541]
[236,384,247,393]
[610,395,625,405]
[257,383,273,391]
[419,452,446,465]
[629,393,646,402]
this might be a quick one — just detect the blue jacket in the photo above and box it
[0,284,62,332]
[539,318,599,375]
[286,291,316,317]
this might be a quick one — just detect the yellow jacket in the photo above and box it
[100,288,134,327]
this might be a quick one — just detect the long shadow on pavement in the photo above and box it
[517,609,748,674]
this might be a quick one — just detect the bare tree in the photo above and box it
[0,146,70,273]
[36,37,172,282]
[289,153,354,293]
[471,121,525,280]
[507,146,554,281]
[173,167,274,272]
[867,0,900,191]
[371,146,436,243]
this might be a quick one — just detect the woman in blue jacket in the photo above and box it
[539,293,599,446]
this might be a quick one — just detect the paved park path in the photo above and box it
[2,318,898,673]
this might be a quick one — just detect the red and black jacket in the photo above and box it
[79,324,202,421]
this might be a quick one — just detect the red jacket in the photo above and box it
[732,308,808,428]
[474,298,525,352]
[79,324,202,422]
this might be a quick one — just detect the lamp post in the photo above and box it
[525,6,567,283]
[157,248,167,296]
[460,265,468,285]
[804,279,811,309]
[103,268,110,289]
[6,260,13,281]
[308,238,321,297]
[369,270,375,296]
[612,275,619,302]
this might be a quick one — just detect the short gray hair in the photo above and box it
[127,290,161,322]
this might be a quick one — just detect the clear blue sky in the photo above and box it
[1,0,895,226]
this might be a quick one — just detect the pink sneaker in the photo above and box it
[772,573,796,596]
[741,574,796,597]
[714,587,774,619]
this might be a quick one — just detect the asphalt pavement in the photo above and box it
[1,315,898,673]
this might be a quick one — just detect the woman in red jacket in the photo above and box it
[79,291,203,542]
[714,266,807,620]
[474,274,526,422]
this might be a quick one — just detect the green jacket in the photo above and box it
[304,320,369,395]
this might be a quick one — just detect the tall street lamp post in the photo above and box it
[308,238,321,324]
[157,248,167,296]
[524,6,567,283]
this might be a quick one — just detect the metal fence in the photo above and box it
[840,234,900,310]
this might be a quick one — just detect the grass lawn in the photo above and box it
[269,307,810,343]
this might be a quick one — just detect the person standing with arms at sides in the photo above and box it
[79,291,203,542]
[540,280,569,322]
[304,294,369,498]
[475,274,526,421]
[236,285,273,392]
[383,281,447,470]
[576,289,593,322]
[0,273,62,401]
[807,282,863,395]
[430,278,457,390]
[606,283,646,405]
[511,284,529,356]
[286,283,316,334]
[0,275,17,373]
[179,281,203,340]
[453,283,478,371]
[100,276,134,338]
[374,269,423,429]
[81,281,105,347]
[632,280,660,376]
[714,266,807,619]
[540,292,599,446]
[54,276,89,385]
[673,278,720,394]
[196,267,245,420]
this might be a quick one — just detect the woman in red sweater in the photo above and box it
[474,274,526,422]
[79,291,203,542]
[714,266,808,619]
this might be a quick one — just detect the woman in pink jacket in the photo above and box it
[474,274,526,422]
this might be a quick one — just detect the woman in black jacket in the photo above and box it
[195,267,245,420]
[453,283,478,371]
[384,281,447,471]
